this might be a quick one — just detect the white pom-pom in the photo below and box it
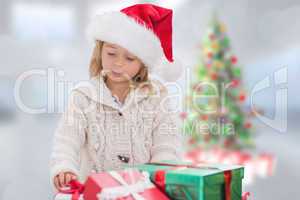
[156,58,183,82]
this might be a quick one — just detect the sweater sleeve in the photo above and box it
[49,90,88,187]
[150,89,184,162]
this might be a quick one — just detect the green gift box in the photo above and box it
[134,161,244,200]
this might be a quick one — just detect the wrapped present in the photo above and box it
[135,161,245,200]
[83,168,170,200]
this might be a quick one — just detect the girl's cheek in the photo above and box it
[103,53,115,62]
[102,58,114,69]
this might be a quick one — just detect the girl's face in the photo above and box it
[101,42,143,83]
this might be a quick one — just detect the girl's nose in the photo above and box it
[115,56,125,67]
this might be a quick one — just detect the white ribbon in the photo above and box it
[97,170,154,200]
[54,193,84,200]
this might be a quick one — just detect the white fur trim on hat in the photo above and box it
[86,11,165,72]
[86,11,183,81]
[156,57,183,82]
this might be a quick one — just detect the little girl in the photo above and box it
[50,3,183,191]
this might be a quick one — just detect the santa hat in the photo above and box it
[86,3,182,81]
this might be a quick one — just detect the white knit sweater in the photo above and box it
[49,75,183,185]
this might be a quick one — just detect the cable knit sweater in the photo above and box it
[49,75,183,185]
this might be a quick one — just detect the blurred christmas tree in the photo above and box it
[181,15,255,150]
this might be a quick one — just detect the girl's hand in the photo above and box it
[54,171,78,191]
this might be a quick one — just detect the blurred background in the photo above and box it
[0,0,299,199]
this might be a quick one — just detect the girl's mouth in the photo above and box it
[111,71,123,77]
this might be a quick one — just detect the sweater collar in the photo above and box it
[74,75,151,111]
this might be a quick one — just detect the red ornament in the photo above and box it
[179,112,188,120]
[244,122,252,129]
[231,56,238,64]
[223,138,234,148]
[207,52,213,59]
[210,73,218,80]
[200,115,208,121]
[188,138,197,144]
[231,79,240,87]
[239,93,246,102]
[209,34,216,40]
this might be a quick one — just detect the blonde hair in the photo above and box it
[89,40,149,87]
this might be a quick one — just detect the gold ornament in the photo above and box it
[211,42,219,51]
[214,60,224,68]
[220,23,227,33]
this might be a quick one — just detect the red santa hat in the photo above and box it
[86,3,182,81]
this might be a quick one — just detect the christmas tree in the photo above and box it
[181,15,255,150]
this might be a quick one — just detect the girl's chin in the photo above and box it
[106,71,131,81]
[107,75,129,82]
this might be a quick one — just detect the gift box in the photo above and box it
[83,168,170,200]
[134,161,245,200]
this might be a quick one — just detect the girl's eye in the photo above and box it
[107,52,116,56]
[126,57,135,62]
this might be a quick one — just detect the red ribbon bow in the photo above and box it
[58,180,85,200]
